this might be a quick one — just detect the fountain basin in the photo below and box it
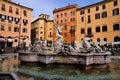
[0,72,20,80]
[19,51,39,62]
[19,51,111,66]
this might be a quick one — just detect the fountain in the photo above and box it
[19,25,111,66]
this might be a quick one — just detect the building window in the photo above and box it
[81,17,84,22]
[96,6,99,11]
[8,16,13,23]
[40,26,43,29]
[88,9,90,13]
[0,14,6,22]
[57,21,58,24]
[64,13,67,16]
[14,27,19,32]
[95,13,100,19]
[40,32,42,34]
[16,8,19,15]
[81,28,85,34]
[73,11,75,15]
[9,6,13,13]
[40,37,42,40]
[113,24,119,31]
[102,25,107,32]
[113,8,119,16]
[23,10,27,16]
[64,25,67,30]
[96,26,100,32]
[64,33,67,37]
[114,0,118,6]
[1,4,5,11]
[50,28,52,30]
[14,18,20,24]
[65,19,67,22]
[114,36,120,42]
[61,13,63,17]
[8,26,12,31]
[73,18,75,22]
[57,14,59,18]
[104,38,107,42]
[23,28,27,33]
[70,18,72,22]
[49,32,52,37]
[88,15,91,23]
[102,11,107,18]
[61,20,63,23]
[71,32,75,37]
[14,39,17,42]
[1,25,4,30]
[80,10,84,15]
[71,11,75,15]
[23,19,28,26]
[97,38,100,42]
[102,4,106,9]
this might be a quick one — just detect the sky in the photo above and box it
[12,0,102,19]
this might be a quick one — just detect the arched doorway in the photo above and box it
[7,36,13,47]
[0,36,5,53]
[114,36,120,42]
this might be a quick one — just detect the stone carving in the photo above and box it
[54,24,65,54]
[42,40,52,50]
[71,37,103,53]
[30,39,42,52]
[27,25,103,54]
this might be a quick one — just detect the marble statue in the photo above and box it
[30,39,42,52]
[72,37,103,53]
[54,24,64,54]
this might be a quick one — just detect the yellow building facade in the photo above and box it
[31,14,53,44]
[76,0,120,45]
[0,0,33,47]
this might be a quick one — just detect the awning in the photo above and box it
[7,38,13,42]
[0,38,5,42]
[112,42,120,45]
[23,38,28,42]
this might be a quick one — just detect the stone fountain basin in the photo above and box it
[0,72,20,80]
[19,50,111,66]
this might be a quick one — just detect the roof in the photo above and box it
[2,0,33,10]
[31,18,53,24]
[77,0,113,11]
[53,4,79,13]
[39,14,50,17]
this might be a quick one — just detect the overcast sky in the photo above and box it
[12,0,102,19]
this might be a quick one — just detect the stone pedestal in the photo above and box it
[19,51,111,66]
[19,51,39,62]
[38,52,111,66]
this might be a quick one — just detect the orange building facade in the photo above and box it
[76,0,120,45]
[53,4,79,45]
[0,0,33,47]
